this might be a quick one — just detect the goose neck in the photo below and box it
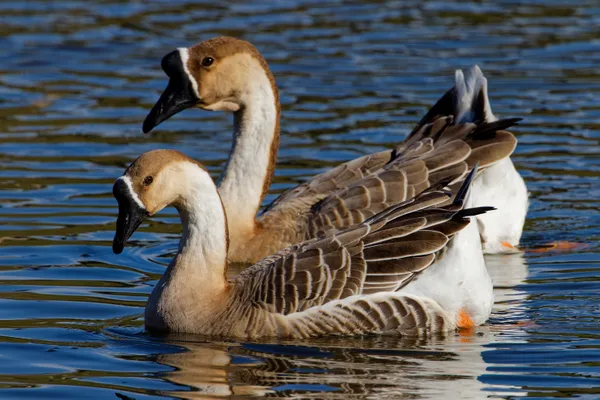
[217,64,280,234]
[168,163,229,288]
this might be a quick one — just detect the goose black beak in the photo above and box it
[112,179,149,254]
[143,50,199,134]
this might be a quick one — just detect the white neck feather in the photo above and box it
[170,162,228,283]
[217,60,279,232]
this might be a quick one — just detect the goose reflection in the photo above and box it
[486,252,529,327]
[157,341,271,398]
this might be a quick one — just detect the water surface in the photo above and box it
[1,1,599,398]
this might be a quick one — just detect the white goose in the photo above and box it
[142,36,528,262]
[112,149,493,337]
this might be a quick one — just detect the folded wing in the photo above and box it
[236,168,491,318]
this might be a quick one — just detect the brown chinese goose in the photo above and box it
[112,150,493,337]
[142,37,528,263]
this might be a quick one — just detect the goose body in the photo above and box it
[112,149,493,338]
[142,37,528,261]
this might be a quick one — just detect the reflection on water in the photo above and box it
[487,252,529,323]
[158,334,495,399]
[1,0,600,398]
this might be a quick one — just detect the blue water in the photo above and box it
[1,1,599,398]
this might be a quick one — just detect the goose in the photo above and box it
[141,36,528,262]
[112,149,493,337]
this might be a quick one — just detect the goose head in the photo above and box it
[112,149,213,254]
[143,36,276,133]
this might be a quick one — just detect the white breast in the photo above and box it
[402,217,494,326]
[470,157,529,253]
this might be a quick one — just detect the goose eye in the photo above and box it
[201,57,214,67]
[143,176,153,186]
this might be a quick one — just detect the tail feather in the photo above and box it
[470,117,522,140]
[409,65,501,140]
[454,65,496,124]
[452,162,478,208]
[455,206,496,219]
